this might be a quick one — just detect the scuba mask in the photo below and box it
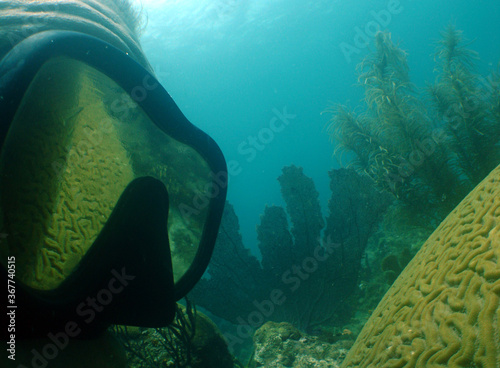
[0,30,227,338]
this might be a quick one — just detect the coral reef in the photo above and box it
[340,163,500,367]
[380,251,411,285]
[0,57,214,289]
[190,166,391,340]
[189,202,266,325]
[0,60,134,289]
[352,204,435,323]
[328,26,500,219]
[113,301,237,367]
[260,165,339,330]
[323,168,393,308]
[250,321,353,368]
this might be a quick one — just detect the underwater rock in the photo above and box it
[341,163,500,367]
[356,203,435,314]
[190,310,236,368]
[380,248,412,285]
[252,321,352,368]
[115,307,236,368]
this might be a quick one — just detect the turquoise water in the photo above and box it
[136,0,500,254]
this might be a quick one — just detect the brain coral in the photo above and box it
[341,164,500,368]
[0,59,134,290]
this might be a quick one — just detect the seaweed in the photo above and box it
[112,299,197,368]
[430,25,500,185]
[328,26,500,219]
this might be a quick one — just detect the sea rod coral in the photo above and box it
[190,165,391,335]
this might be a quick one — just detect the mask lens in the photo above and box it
[0,57,212,290]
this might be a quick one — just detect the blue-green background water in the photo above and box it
[134,0,500,254]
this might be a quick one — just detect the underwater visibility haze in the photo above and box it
[137,0,500,252]
[134,0,500,366]
[0,0,499,367]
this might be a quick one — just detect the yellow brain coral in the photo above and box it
[341,164,500,368]
[0,58,133,289]
[0,56,214,290]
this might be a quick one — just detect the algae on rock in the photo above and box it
[113,302,237,368]
[251,321,352,368]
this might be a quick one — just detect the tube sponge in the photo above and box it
[341,164,500,367]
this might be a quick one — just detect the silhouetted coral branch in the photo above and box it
[190,165,391,333]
